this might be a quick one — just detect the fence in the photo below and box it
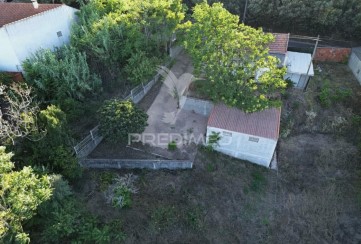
[73,47,182,158]
[73,125,103,158]
[79,159,193,170]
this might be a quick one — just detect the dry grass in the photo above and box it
[73,63,361,243]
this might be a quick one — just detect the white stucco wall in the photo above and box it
[206,126,277,167]
[0,5,77,72]
[0,28,20,71]
[348,52,361,85]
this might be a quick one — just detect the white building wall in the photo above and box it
[348,52,361,84]
[0,28,20,71]
[0,5,77,72]
[206,126,277,167]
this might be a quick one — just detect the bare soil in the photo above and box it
[74,63,361,243]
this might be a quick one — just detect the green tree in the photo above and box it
[25,105,82,180]
[28,175,125,243]
[0,147,52,243]
[22,46,101,106]
[72,0,185,87]
[183,2,286,112]
[98,100,148,143]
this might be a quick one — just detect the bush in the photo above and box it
[22,46,101,106]
[125,51,158,85]
[24,105,81,180]
[104,174,138,209]
[29,175,125,243]
[168,141,177,151]
[98,100,148,143]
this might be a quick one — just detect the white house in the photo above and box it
[269,33,314,89]
[0,3,78,72]
[348,47,361,85]
[285,51,314,89]
[206,104,281,168]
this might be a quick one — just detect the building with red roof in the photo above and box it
[0,3,78,72]
[206,104,280,167]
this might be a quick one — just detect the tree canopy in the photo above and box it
[98,100,148,143]
[183,2,286,112]
[0,147,52,243]
[185,0,361,40]
[71,0,186,87]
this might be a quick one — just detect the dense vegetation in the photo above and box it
[1,0,360,243]
[183,2,286,112]
[1,0,185,242]
[185,0,361,40]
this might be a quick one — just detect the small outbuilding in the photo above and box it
[284,51,314,89]
[348,47,361,85]
[206,104,281,168]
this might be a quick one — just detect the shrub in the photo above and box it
[125,51,158,85]
[22,46,101,106]
[168,141,177,151]
[104,174,138,209]
[24,105,81,180]
[206,131,221,151]
[319,85,331,108]
[98,100,148,143]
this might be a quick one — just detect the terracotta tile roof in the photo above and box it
[269,33,289,54]
[207,104,281,140]
[0,3,62,27]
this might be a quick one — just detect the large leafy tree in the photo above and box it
[183,2,286,112]
[0,147,52,243]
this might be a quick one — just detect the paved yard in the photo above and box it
[139,51,208,155]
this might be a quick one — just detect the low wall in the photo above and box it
[180,96,214,116]
[314,47,351,62]
[80,159,193,170]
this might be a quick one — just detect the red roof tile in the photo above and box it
[0,3,62,27]
[269,33,289,54]
[207,104,281,140]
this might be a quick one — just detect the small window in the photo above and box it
[223,131,232,137]
[57,31,63,37]
[248,136,259,143]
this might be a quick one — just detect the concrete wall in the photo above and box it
[180,96,214,116]
[348,52,361,84]
[0,5,77,72]
[206,126,277,167]
[314,47,351,63]
[80,159,193,170]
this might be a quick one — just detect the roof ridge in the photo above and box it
[0,3,65,27]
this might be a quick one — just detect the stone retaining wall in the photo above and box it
[80,159,193,170]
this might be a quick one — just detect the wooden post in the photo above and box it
[304,35,319,91]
